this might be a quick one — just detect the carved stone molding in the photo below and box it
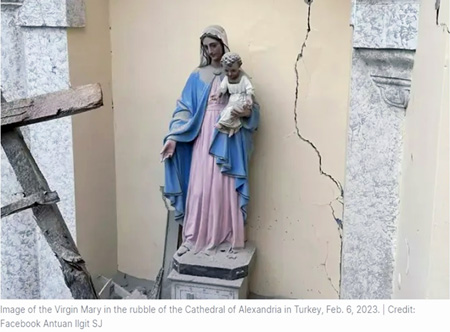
[371,75,411,109]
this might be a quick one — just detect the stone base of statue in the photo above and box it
[168,241,256,299]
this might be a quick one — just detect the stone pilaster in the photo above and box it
[1,0,85,299]
[341,0,419,299]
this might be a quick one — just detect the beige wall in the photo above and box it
[109,0,352,298]
[65,0,448,298]
[68,0,118,278]
[393,0,449,298]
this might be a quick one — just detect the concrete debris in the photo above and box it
[125,289,148,300]
[95,270,164,299]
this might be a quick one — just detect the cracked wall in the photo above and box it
[249,0,349,298]
[108,0,352,298]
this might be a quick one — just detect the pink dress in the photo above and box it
[182,76,244,252]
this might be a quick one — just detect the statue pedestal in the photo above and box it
[168,242,256,299]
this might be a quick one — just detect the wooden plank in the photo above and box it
[1,190,59,218]
[1,84,103,129]
[1,129,98,299]
[148,268,164,299]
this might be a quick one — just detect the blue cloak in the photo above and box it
[163,68,260,224]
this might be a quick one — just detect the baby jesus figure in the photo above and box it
[213,52,254,137]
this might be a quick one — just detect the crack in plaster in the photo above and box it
[436,1,450,34]
[294,3,344,221]
[294,1,344,297]
[439,23,450,34]
[329,201,343,231]
[293,2,344,201]
[436,0,440,25]
[320,241,339,295]
[329,201,343,296]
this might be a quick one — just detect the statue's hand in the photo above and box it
[210,92,222,101]
[231,103,252,118]
[160,139,177,162]
[245,95,253,107]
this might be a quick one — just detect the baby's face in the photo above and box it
[224,62,240,80]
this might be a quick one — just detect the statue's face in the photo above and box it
[224,62,240,80]
[202,37,223,63]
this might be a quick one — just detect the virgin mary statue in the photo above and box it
[161,25,259,255]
